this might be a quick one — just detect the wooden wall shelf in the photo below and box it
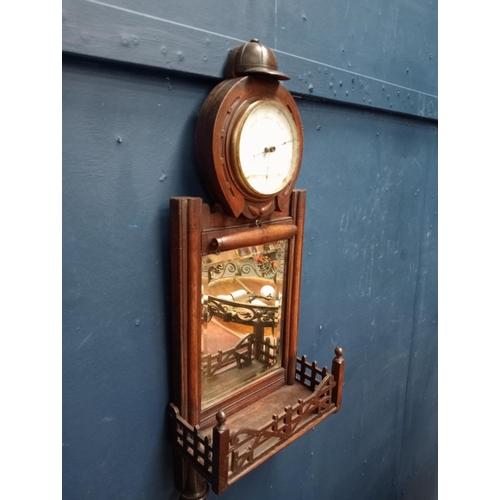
[169,349,344,496]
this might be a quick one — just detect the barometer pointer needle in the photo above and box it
[265,153,270,188]
[252,140,293,158]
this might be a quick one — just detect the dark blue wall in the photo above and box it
[63,2,437,499]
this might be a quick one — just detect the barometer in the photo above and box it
[194,39,303,219]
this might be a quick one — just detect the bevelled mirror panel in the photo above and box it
[201,239,288,408]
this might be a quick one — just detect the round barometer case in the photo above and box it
[195,40,303,219]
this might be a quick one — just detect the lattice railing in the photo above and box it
[295,354,330,390]
[202,335,279,377]
[202,334,255,377]
[170,348,344,496]
[228,373,336,475]
[255,337,278,366]
[169,404,213,482]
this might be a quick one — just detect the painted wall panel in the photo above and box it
[396,130,438,499]
[63,2,437,499]
[62,59,212,499]
[62,0,437,119]
[62,54,437,499]
[295,100,436,500]
[276,0,438,96]
[93,0,276,46]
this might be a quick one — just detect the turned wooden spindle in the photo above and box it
[331,347,345,410]
[212,411,230,495]
[210,224,297,253]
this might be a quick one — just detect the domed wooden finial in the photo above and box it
[335,347,344,359]
[216,410,227,427]
[225,39,290,80]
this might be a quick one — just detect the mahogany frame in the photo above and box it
[170,190,306,428]
[169,190,345,499]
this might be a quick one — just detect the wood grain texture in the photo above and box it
[211,412,230,495]
[210,224,297,253]
[170,197,208,500]
[170,197,203,423]
[200,369,285,429]
[285,190,306,385]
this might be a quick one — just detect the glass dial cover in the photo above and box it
[236,100,300,196]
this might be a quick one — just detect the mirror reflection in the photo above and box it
[201,239,288,408]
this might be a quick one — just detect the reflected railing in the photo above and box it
[201,240,288,408]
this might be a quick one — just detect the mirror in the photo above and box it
[201,239,288,408]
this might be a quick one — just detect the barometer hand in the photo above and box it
[252,146,275,159]
[275,139,293,148]
[246,172,281,179]
[251,140,293,158]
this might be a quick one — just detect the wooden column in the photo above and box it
[285,190,306,385]
[254,322,265,363]
[170,197,206,499]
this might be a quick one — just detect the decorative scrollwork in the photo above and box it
[205,253,281,284]
[207,262,237,282]
[227,374,336,476]
[239,262,256,276]
[205,295,278,326]
[240,254,279,279]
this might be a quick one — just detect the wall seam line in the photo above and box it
[394,151,430,498]
[74,0,438,102]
